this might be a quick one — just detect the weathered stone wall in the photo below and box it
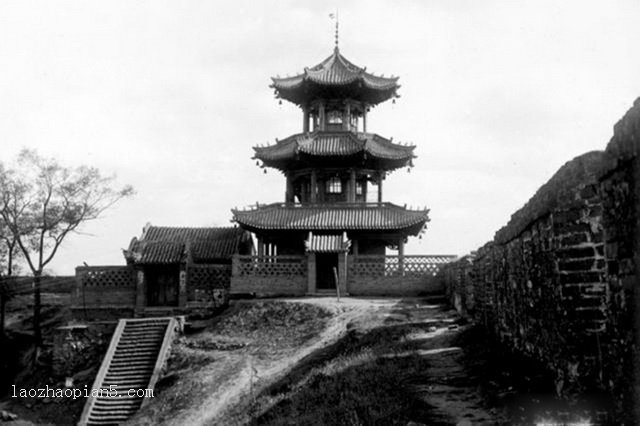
[598,99,640,418]
[347,274,440,296]
[441,98,640,417]
[441,254,475,315]
[52,324,112,379]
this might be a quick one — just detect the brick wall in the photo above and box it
[347,275,440,296]
[230,275,308,295]
[74,266,137,307]
[230,255,308,295]
[347,255,454,296]
[441,98,640,417]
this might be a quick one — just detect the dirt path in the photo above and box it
[133,297,600,425]
[185,298,407,425]
[183,302,368,424]
[130,298,401,426]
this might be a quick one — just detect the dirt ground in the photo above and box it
[127,296,616,425]
[1,295,616,425]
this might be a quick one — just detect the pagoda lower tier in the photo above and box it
[232,202,430,255]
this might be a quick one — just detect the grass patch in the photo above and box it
[130,301,334,424]
[250,322,441,425]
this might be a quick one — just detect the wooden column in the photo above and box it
[178,265,187,307]
[344,102,351,131]
[285,173,294,203]
[319,103,326,131]
[398,238,405,276]
[338,252,348,295]
[348,169,356,202]
[135,268,146,313]
[257,237,264,258]
[303,106,310,133]
[363,106,368,132]
[377,171,384,203]
[307,253,316,294]
[310,170,318,203]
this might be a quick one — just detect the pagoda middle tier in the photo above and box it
[254,131,415,172]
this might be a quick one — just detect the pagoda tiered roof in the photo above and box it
[271,47,400,106]
[254,131,415,171]
[232,202,429,235]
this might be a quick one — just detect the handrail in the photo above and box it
[78,319,126,426]
[141,317,177,410]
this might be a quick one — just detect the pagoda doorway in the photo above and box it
[316,253,339,290]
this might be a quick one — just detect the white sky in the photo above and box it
[1,1,639,275]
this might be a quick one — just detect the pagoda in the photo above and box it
[232,38,430,292]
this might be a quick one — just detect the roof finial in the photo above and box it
[329,9,339,50]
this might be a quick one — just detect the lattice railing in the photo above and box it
[188,264,231,290]
[76,266,136,287]
[233,255,306,277]
[188,264,231,306]
[349,255,456,278]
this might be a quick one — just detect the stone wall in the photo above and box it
[441,98,640,418]
[52,324,113,379]
[598,99,640,419]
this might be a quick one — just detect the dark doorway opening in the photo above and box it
[146,265,179,306]
[316,253,339,290]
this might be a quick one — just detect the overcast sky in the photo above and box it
[1,0,639,274]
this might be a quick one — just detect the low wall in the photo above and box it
[347,255,454,296]
[231,255,307,295]
[73,266,136,320]
[186,263,231,309]
[440,98,640,419]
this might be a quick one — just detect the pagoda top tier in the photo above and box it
[271,47,400,107]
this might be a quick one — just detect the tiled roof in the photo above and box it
[143,226,243,243]
[128,240,185,264]
[232,203,429,234]
[190,238,243,263]
[305,232,351,253]
[254,132,415,170]
[270,48,399,106]
[125,226,249,264]
[297,133,363,156]
[272,48,398,90]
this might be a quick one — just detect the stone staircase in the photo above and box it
[78,317,177,425]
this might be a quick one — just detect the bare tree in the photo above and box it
[0,149,133,348]
[0,228,18,337]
